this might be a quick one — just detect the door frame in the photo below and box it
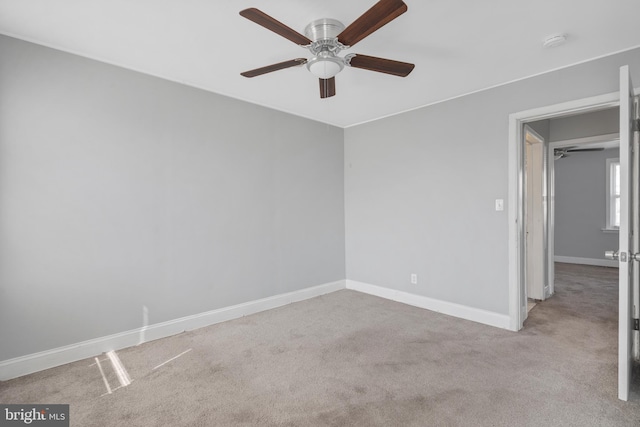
[508,92,620,331]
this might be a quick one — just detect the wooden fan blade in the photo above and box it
[241,58,307,78]
[240,8,312,46]
[319,77,336,98]
[348,54,414,77]
[337,0,407,47]
[567,147,605,152]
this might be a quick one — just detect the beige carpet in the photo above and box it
[1,263,640,426]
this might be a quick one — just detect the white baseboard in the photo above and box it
[346,280,511,330]
[554,256,618,268]
[0,280,345,381]
[0,278,515,381]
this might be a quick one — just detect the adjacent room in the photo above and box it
[1,1,640,425]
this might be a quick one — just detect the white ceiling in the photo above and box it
[1,0,639,128]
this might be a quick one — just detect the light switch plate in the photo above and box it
[495,199,504,211]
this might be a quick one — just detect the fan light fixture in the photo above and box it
[306,55,344,79]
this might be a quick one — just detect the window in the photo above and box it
[605,158,620,230]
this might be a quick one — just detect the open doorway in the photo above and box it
[508,91,620,331]
[522,108,620,316]
[509,67,639,401]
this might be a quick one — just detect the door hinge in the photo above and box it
[634,118,640,132]
[634,318,640,331]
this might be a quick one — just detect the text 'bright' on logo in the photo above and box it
[1,405,69,426]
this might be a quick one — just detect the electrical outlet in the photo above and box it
[410,274,418,284]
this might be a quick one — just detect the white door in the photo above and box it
[615,65,638,401]
[525,127,546,300]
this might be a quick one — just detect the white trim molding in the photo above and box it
[554,256,618,268]
[346,280,510,330]
[0,280,345,381]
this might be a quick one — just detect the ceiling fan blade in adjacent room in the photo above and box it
[240,8,312,46]
[566,147,605,152]
[348,54,414,77]
[337,0,407,47]
[319,77,336,98]
[241,58,307,78]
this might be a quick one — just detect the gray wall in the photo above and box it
[0,35,345,361]
[554,147,619,260]
[344,47,640,315]
[2,33,639,362]
[550,108,620,261]
[549,108,619,142]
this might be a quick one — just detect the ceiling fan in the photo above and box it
[554,146,604,160]
[239,0,415,98]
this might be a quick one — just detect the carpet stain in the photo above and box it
[207,362,225,375]
[230,409,254,423]
[354,386,367,395]
[315,394,437,427]
[289,329,304,339]
[269,346,286,355]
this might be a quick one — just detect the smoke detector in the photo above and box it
[543,33,567,48]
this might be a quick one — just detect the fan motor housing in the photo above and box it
[304,18,345,42]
